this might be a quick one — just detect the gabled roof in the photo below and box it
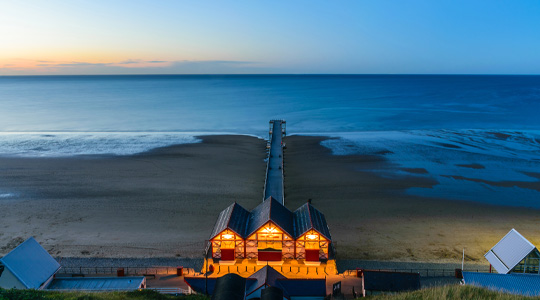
[245,266,326,298]
[0,237,60,289]
[212,273,246,300]
[209,198,332,243]
[246,197,294,238]
[246,266,286,296]
[463,272,540,296]
[260,286,284,300]
[293,203,332,240]
[276,279,327,297]
[484,229,536,274]
[183,277,218,294]
[185,270,326,298]
[209,202,250,239]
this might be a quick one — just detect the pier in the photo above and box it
[263,120,286,204]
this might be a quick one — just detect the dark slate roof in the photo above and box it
[209,202,250,239]
[247,266,326,298]
[293,203,332,240]
[246,197,294,238]
[185,277,257,297]
[362,270,420,292]
[0,237,61,289]
[184,277,217,295]
[212,273,247,300]
[246,266,287,296]
[276,279,327,297]
[261,286,284,300]
[209,198,332,242]
[186,273,326,299]
[463,272,540,296]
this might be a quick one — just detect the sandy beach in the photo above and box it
[1,134,539,265]
[0,135,267,258]
[284,135,540,263]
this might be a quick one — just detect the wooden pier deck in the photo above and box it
[263,120,286,204]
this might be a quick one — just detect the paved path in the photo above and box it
[264,120,285,204]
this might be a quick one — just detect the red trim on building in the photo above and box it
[305,249,319,262]
[259,250,282,261]
[221,249,235,261]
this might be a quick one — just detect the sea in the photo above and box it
[1,75,539,206]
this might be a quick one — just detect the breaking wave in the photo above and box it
[0,132,206,157]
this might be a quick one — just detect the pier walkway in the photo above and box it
[263,120,286,204]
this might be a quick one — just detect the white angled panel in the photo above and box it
[485,250,510,274]
[485,229,536,274]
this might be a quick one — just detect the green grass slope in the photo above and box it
[369,285,537,300]
[1,285,537,300]
[0,289,210,300]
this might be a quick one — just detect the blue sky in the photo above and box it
[1,0,539,74]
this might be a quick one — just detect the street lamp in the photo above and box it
[204,240,210,295]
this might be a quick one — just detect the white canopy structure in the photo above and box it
[485,229,540,274]
[0,237,61,289]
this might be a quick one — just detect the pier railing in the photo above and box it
[211,264,330,277]
[59,265,490,280]
[147,288,192,295]
[342,267,490,278]
[262,140,270,202]
[53,287,192,295]
[263,119,286,204]
[58,266,197,276]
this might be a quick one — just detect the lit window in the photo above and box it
[261,226,278,233]
[306,234,318,240]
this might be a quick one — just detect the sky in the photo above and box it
[1,0,540,75]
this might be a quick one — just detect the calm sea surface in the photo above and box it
[1,75,539,134]
[1,75,540,207]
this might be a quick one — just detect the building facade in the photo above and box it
[208,197,333,263]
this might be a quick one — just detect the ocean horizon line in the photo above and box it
[2,73,540,77]
[1,128,539,133]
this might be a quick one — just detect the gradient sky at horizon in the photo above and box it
[1,0,540,75]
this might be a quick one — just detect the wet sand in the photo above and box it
[284,135,540,263]
[1,134,539,265]
[0,135,267,258]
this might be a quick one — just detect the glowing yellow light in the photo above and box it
[262,226,278,233]
[223,234,234,239]
[307,234,318,240]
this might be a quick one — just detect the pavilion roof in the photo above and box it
[209,198,332,242]
[246,197,294,238]
[209,202,250,240]
[293,202,332,240]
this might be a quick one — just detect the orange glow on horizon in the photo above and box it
[0,56,174,73]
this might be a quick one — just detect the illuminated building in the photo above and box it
[207,197,334,264]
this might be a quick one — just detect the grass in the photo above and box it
[0,289,210,300]
[1,285,537,300]
[368,285,537,299]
